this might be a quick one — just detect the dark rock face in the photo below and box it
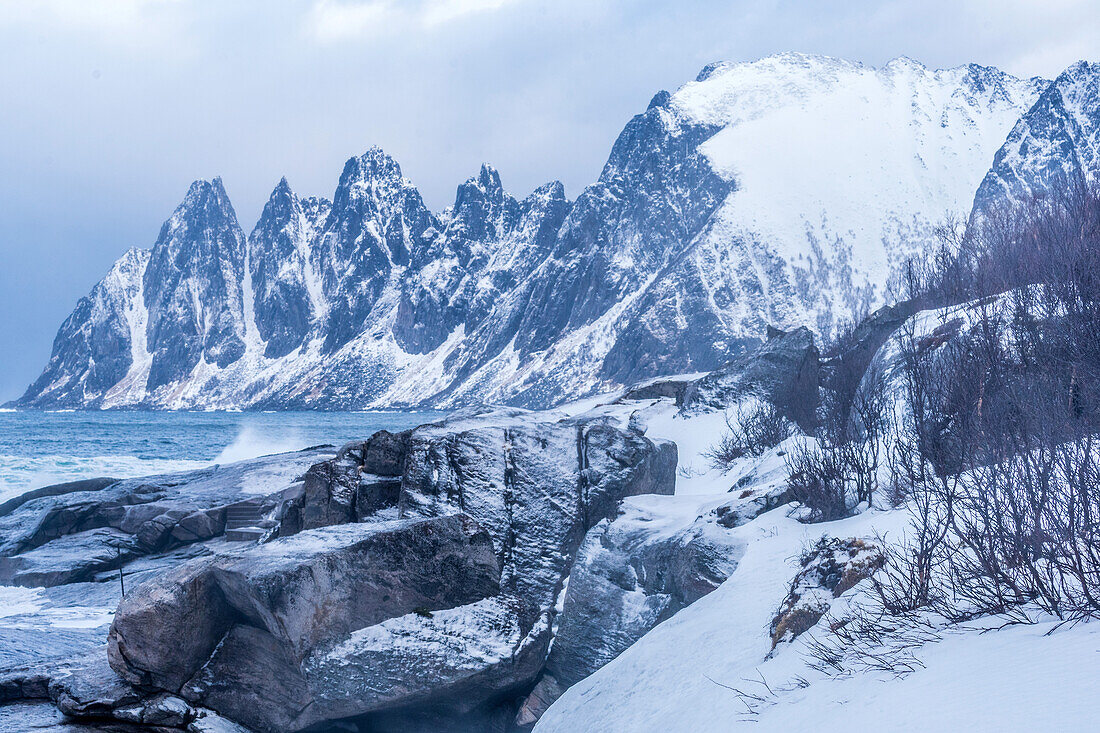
[511,106,729,364]
[362,428,412,476]
[399,417,677,609]
[683,326,821,431]
[319,149,438,354]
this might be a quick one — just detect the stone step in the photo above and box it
[224,504,266,530]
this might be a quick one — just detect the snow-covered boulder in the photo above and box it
[107,515,498,684]
[768,536,884,650]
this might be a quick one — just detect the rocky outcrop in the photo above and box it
[56,411,676,732]
[972,60,1099,220]
[682,327,821,430]
[0,403,678,732]
[0,448,329,587]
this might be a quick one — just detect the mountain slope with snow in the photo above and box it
[16,53,1097,411]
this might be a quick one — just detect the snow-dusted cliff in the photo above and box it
[16,53,1096,411]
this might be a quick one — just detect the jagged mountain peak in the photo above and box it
[16,54,1098,411]
[342,145,406,183]
[474,162,502,190]
[271,175,293,195]
[180,176,232,210]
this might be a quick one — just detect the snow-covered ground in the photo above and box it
[537,393,1100,732]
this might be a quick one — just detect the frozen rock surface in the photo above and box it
[0,448,331,588]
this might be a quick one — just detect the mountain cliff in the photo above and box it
[17,53,1096,411]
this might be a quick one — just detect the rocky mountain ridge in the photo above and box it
[15,53,1098,411]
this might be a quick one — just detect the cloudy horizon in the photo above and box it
[2,0,1098,402]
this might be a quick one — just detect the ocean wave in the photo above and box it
[212,425,308,464]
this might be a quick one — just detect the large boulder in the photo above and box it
[398,416,678,610]
[108,514,504,731]
[4,410,677,732]
[108,515,498,687]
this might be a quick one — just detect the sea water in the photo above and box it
[0,409,445,503]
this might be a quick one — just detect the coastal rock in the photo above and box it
[0,448,331,587]
[47,651,144,719]
[108,516,499,699]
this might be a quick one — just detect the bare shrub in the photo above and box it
[870,184,1100,623]
[785,442,856,522]
[705,400,794,471]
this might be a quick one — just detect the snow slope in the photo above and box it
[536,504,1099,732]
[535,389,1100,733]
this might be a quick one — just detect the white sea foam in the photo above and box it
[212,425,307,465]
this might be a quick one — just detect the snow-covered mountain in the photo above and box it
[973,60,1100,218]
[16,53,1095,411]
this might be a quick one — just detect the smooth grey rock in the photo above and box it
[0,528,139,587]
[108,557,233,692]
[210,516,499,662]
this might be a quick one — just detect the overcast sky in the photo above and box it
[1,0,1097,402]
